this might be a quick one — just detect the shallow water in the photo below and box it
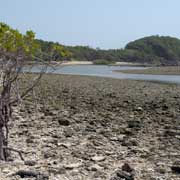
[28,65,180,84]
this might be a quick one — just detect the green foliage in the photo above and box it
[0,23,38,58]
[67,46,100,61]
[51,44,72,60]
[37,35,180,65]
[36,40,72,61]
[125,36,180,65]
[0,22,72,62]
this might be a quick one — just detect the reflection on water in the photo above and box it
[26,65,180,84]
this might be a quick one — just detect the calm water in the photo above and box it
[28,65,180,84]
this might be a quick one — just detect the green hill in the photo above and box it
[125,36,180,65]
[37,36,180,66]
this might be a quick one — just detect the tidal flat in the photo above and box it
[1,74,180,180]
[116,66,180,75]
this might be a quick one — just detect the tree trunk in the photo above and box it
[0,127,6,160]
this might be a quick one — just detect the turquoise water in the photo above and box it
[27,65,180,84]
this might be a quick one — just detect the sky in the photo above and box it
[0,0,180,49]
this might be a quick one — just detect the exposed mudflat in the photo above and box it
[116,66,180,75]
[1,74,180,180]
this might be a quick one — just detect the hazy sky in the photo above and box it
[0,0,180,49]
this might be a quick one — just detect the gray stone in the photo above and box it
[24,160,36,166]
[171,161,180,174]
[91,156,106,162]
[89,164,103,171]
[64,162,82,170]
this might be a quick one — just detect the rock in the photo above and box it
[122,163,134,173]
[118,135,126,142]
[156,167,166,174]
[135,107,143,111]
[171,161,180,174]
[129,138,139,146]
[129,115,134,118]
[122,128,134,136]
[164,129,180,136]
[44,109,57,116]
[162,104,169,110]
[110,137,119,141]
[175,135,180,140]
[48,166,65,174]
[24,160,36,166]
[6,157,14,162]
[43,151,56,159]
[127,120,141,129]
[14,170,49,179]
[122,138,139,147]
[134,147,151,158]
[110,170,134,180]
[110,163,135,180]
[105,150,114,156]
[89,164,103,171]
[26,138,34,144]
[91,155,106,162]
[58,119,70,126]
[58,142,71,148]
[64,162,82,170]
[2,168,11,174]
[64,128,73,137]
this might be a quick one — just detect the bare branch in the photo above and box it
[3,146,25,161]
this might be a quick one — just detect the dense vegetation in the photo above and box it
[36,39,72,61]
[2,21,178,66]
[37,36,180,65]
[125,36,180,65]
[37,39,124,63]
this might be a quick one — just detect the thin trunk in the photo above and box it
[0,127,5,160]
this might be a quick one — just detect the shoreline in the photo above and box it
[115,66,180,75]
[27,60,146,67]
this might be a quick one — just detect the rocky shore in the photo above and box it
[1,74,180,180]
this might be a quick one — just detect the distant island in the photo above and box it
[37,36,180,66]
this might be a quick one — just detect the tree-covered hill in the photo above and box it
[37,36,180,66]
[125,36,180,65]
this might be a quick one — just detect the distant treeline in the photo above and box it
[37,36,180,65]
